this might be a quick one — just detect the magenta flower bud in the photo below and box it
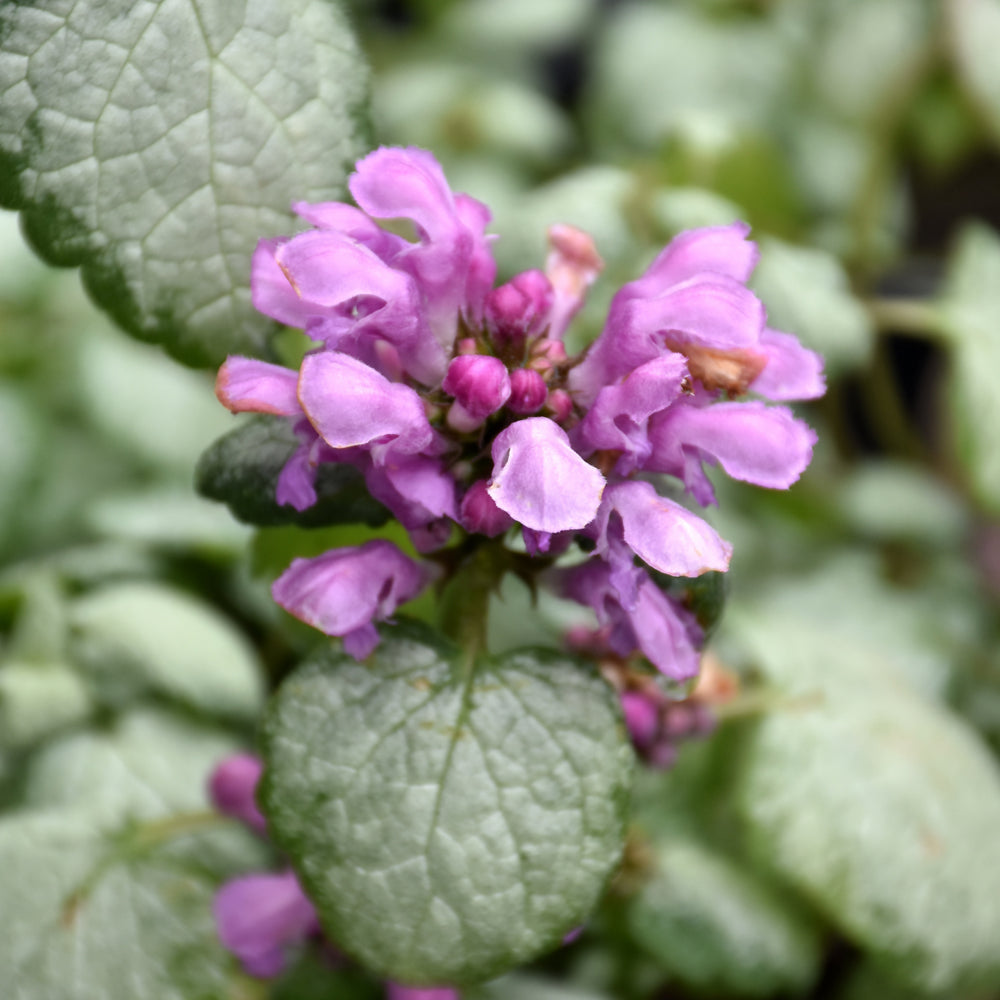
[442,354,511,420]
[546,388,573,423]
[208,754,267,834]
[507,368,547,414]
[621,691,660,748]
[529,338,567,374]
[484,269,554,347]
[460,479,515,537]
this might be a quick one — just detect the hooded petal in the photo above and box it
[292,199,407,261]
[251,238,316,328]
[272,539,428,649]
[488,417,605,533]
[631,222,758,291]
[215,357,302,417]
[214,871,317,978]
[751,328,826,401]
[571,275,765,404]
[647,400,818,494]
[576,354,688,472]
[275,230,445,386]
[298,352,435,458]
[349,146,496,349]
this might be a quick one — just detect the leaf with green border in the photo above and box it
[0,0,370,367]
[197,415,390,528]
[628,837,822,998]
[0,810,252,1000]
[727,563,1000,995]
[938,223,1000,514]
[261,623,634,986]
[69,580,264,719]
[949,0,1000,146]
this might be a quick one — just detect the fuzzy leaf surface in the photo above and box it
[0,0,369,365]
[261,625,633,986]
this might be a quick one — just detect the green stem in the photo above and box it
[437,539,508,669]
[865,297,943,338]
[713,688,823,721]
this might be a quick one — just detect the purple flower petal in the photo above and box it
[215,357,302,417]
[488,417,605,533]
[555,561,702,680]
[459,479,515,537]
[272,540,428,651]
[751,328,826,401]
[633,222,758,289]
[213,870,318,979]
[251,238,316,328]
[571,275,765,404]
[349,147,496,348]
[647,400,818,494]
[292,199,407,261]
[274,230,445,385]
[298,352,435,459]
[208,754,266,834]
[576,354,688,472]
[596,481,731,579]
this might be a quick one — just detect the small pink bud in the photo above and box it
[545,224,603,340]
[507,368,547,414]
[456,337,478,355]
[529,338,567,374]
[484,269,554,348]
[209,754,267,834]
[442,355,511,420]
[621,691,660,748]
[460,480,515,537]
[546,388,573,423]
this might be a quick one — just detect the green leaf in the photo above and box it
[750,236,874,376]
[587,5,790,153]
[628,838,821,997]
[470,975,612,1000]
[24,706,243,821]
[938,223,1000,513]
[0,811,244,999]
[0,0,370,366]
[728,566,1000,994]
[196,415,390,528]
[949,0,1000,145]
[69,580,263,718]
[261,624,634,986]
[810,0,936,126]
[0,659,91,750]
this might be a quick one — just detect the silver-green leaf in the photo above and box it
[261,625,634,986]
[0,0,370,366]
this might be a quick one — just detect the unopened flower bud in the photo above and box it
[621,691,660,748]
[209,754,267,834]
[546,388,573,423]
[442,354,511,420]
[484,269,554,349]
[529,338,567,375]
[507,368,547,414]
[456,337,478,356]
[459,480,515,537]
[546,224,603,340]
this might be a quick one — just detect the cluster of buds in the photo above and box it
[216,146,823,682]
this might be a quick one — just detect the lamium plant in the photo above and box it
[202,145,824,991]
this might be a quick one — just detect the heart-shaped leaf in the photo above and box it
[261,624,634,986]
[0,0,370,366]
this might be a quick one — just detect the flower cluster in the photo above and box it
[217,146,823,681]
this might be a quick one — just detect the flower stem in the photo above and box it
[865,297,943,338]
[437,539,508,669]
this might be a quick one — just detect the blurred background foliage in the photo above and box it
[3,0,1000,997]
